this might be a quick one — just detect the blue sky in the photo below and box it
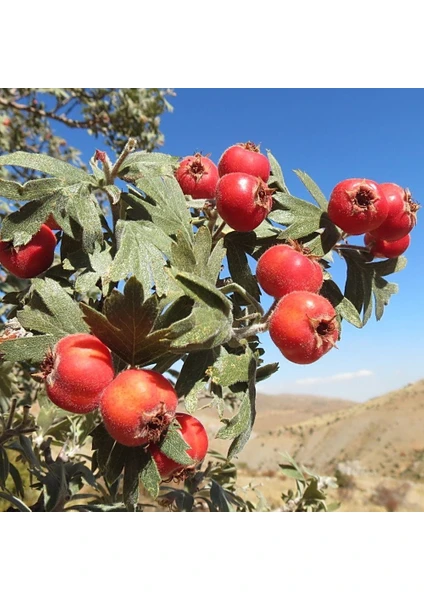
[64,89,424,402]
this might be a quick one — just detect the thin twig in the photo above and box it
[109,138,137,181]
[219,282,264,317]
[0,96,97,129]
[5,398,17,430]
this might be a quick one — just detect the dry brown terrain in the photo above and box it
[201,379,424,511]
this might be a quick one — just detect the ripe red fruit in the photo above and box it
[100,369,178,447]
[0,224,57,279]
[328,178,388,235]
[175,153,219,199]
[269,291,339,364]
[256,243,323,298]
[216,173,273,232]
[45,214,61,230]
[2,118,11,127]
[150,413,209,479]
[364,232,410,259]
[370,183,419,241]
[218,142,271,181]
[44,334,115,414]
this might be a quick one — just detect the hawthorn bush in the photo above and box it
[0,137,414,512]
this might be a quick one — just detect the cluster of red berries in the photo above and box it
[43,333,208,480]
[256,242,338,365]
[0,215,61,279]
[175,142,273,232]
[328,179,418,258]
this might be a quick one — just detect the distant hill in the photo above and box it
[203,380,424,479]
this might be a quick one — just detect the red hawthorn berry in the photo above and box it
[328,178,389,235]
[175,153,219,199]
[269,291,339,364]
[256,243,323,298]
[45,214,61,231]
[370,183,419,241]
[150,413,209,479]
[218,142,271,181]
[364,232,410,259]
[44,334,115,414]
[216,173,273,232]
[100,369,178,447]
[2,118,11,127]
[0,224,57,279]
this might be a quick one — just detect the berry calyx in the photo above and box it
[44,333,115,414]
[150,413,209,480]
[370,183,419,241]
[100,369,178,447]
[364,232,410,259]
[328,178,389,235]
[0,224,57,279]
[216,173,273,232]
[256,242,323,298]
[175,153,219,199]
[218,142,271,181]
[269,291,339,364]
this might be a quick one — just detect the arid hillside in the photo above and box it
[201,379,424,510]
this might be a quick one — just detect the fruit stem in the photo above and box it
[261,299,279,324]
[212,219,226,245]
[232,321,269,342]
[219,282,264,317]
[109,138,137,183]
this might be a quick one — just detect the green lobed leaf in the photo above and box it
[171,231,196,273]
[266,150,289,193]
[0,335,54,363]
[321,279,363,329]
[269,192,339,256]
[206,238,226,285]
[210,480,231,512]
[175,350,215,413]
[225,236,261,300]
[0,447,10,489]
[256,362,279,383]
[0,152,94,184]
[342,251,406,325]
[139,454,161,499]
[18,278,89,337]
[65,185,104,253]
[0,194,63,246]
[158,423,194,466]
[168,269,232,317]
[64,244,113,296]
[104,443,128,486]
[293,169,328,211]
[169,306,232,352]
[208,347,253,388]
[118,151,179,180]
[43,461,69,512]
[226,359,257,460]
[192,226,215,280]
[110,220,173,297]
[128,172,193,244]
[0,177,64,202]
[91,423,115,473]
[81,276,171,366]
